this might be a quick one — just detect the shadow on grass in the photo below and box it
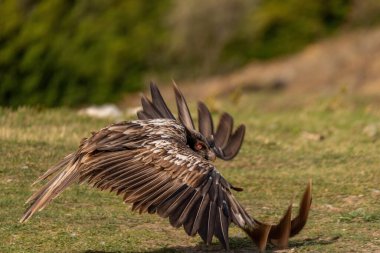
[83,236,339,253]
[289,235,340,248]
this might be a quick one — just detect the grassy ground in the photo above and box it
[1,91,380,252]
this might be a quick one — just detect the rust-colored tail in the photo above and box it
[244,181,312,252]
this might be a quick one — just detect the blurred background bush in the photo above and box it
[1,0,380,107]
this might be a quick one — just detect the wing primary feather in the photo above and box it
[165,188,195,219]
[86,160,135,186]
[217,187,230,249]
[132,181,175,213]
[20,159,81,223]
[156,184,187,212]
[198,203,209,243]
[121,167,157,188]
[169,190,196,228]
[190,194,210,236]
[221,125,246,160]
[157,186,192,218]
[99,166,155,192]
[119,172,158,195]
[147,183,185,214]
[137,111,149,120]
[177,190,202,225]
[141,95,163,118]
[206,201,217,245]
[32,153,75,185]
[183,197,202,236]
[197,102,214,138]
[127,175,169,204]
[92,163,145,190]
[215,113,233,149]
[214,206,229,250]
[173,83,195,130]
[150,82,175,119]
[205,171,220,244]
[81,154,132,180]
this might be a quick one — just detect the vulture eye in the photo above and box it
[195,142,204,151]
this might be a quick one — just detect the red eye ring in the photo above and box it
[195,143,203,150]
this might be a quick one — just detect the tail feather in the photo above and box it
[20,155,81,223]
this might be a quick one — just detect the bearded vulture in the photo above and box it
[20,83,312,252]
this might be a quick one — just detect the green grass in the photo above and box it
[1,92,380,252]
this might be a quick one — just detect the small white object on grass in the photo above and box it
[363,124,378,139]
[79,104,122,119]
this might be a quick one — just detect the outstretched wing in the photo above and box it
[137,82,245,160]
[20,119,249,250]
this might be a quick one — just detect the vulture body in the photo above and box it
[21,84,312,252]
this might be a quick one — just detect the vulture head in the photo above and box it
[184,127,216,161]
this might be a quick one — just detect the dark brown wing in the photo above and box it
[137,82,245,160]
[20,119,244,249]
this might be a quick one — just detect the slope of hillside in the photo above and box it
[176,27,380,100]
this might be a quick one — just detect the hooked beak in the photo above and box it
[212,146,224,158]
[207,150,216,161]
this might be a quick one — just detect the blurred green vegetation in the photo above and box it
[0,0,170,106]
[224,0,350,60]
[1,0,379,107]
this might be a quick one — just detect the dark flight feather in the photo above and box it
[150,83,176,119]
[141,95,163,118]
[220,125,246,160]
[198,102,214,138]
[173,83,196,130]
[215,113,233,149]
